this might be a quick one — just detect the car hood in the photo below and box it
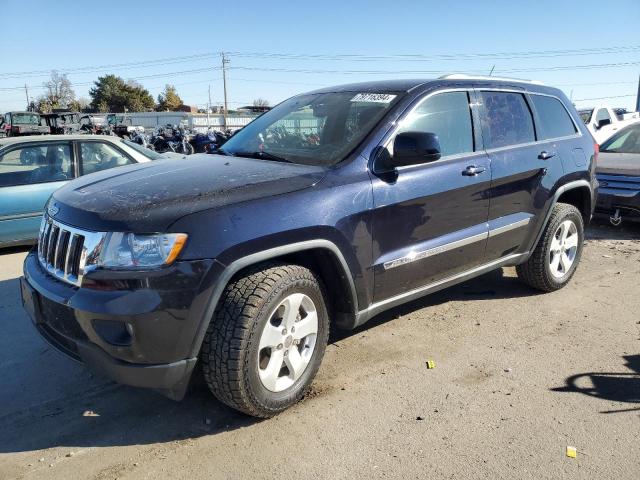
[50,154,326,232]
[596,152,640,177]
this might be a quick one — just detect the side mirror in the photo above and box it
[596,118,611,129]
[391,131,441,168]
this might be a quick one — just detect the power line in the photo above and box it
[0,53,217,79]
[0,67,221,92]
[573,93,636,102]
[227,45,640,62]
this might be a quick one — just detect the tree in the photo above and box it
[41,71,76,109]
[253,98,270,107]
[89,74,155,112]
[69,96,90,112]
[157,84,183,111]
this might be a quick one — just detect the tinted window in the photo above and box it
[479,91,535,149]
[600,124,640,154]
[595,108,611,123]
[397,91,474,156]
[0,143,73,187]
[531,95,577,139]
[79,142,134,175]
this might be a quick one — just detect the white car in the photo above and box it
[578,106,640,145]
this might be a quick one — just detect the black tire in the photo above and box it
[201,262,329,417]
[516,202,584,292]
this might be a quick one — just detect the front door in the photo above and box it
[0,142,74,245]
[371,90,491,302]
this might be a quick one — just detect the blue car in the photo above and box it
[0,134,172,247]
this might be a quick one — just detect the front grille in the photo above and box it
[38,216,103,287]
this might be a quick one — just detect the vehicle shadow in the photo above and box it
[551,355,640,414]
[586,217,640,240]
[331,266,541,343]
[0,272,256,454]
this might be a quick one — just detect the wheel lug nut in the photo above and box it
[277,343,283,350]
[284,350,288,356]
[281,328,287,335]
[291,326,295,333]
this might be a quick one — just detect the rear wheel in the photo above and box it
[201,263,329,417]
[516,203,584,292]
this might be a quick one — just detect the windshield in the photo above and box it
[578,110,593,124]
[12,113,40,125]
[600,124,640,154]
[220,91,402,166]
[123,139,164,160]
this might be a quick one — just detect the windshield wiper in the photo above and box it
[232,150,292,163]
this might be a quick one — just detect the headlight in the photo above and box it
[94,232,188,269]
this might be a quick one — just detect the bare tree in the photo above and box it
[253,98,270,107]
[41,71,76,109]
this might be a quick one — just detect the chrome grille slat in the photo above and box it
[37,216,103,287]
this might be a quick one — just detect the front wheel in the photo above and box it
[201,263,329,417]
[516,202,584,292]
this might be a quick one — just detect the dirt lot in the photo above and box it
[0,220,638,480]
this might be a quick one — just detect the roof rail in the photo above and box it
[438,73,545,85]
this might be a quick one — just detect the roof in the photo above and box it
[306,75,563,97]
[0,134,125,148]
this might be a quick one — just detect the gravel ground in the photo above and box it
[0,220,638,480]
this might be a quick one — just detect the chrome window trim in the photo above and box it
[382,217,531,270]
[376,86,583,172]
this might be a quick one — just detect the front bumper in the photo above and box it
[21,251,215,400]
[595,174,640,222]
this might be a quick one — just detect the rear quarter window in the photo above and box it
[530,95,577,140]
[479,91,535,149]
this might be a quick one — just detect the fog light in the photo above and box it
[92,319,133,346]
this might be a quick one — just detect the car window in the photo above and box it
[530,95,577,140]
[220,91,401,166]
[479,91,535,149]
[79,141,134,175]
[396,91,474,157]
[0,143,72,187]
[600,125,640,154]
[595,108,611,123]
[123,139,164,160]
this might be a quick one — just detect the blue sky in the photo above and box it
[1,0,638,111]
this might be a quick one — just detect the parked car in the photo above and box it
[41,112,81,135]
[0,135,179,247]
[578,105,640,145]
[107,114,145,139]
[594,122,640,224]
[1,111,50,137]
[21,76,596,418]
[79,114,111,135]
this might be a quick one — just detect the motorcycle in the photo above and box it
[191,129,232,154]
[150,125,194,155]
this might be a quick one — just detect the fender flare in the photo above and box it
[188,239,358,357]
[527,179,592,258]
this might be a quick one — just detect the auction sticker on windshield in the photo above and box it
[350,93,397,103]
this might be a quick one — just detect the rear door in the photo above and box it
[0,141,75,245]
[371,89,491,301]
[477,89,553,260]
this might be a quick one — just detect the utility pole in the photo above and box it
[221,52,230,130]
[207,84,212,129]
[488,65,495,76]
[636,73,640,113]
[24,84,30,110]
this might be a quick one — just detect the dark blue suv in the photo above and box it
[21,76,597,417]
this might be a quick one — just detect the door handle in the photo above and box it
[538,150,556,160]
[462,165,486,176]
